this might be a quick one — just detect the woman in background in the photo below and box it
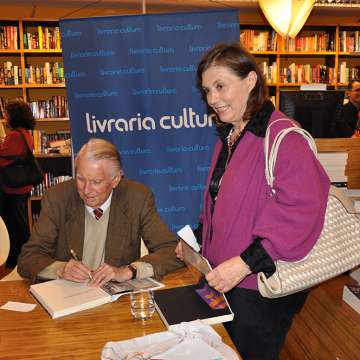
[0,99,35,269]
[177,43,330,359]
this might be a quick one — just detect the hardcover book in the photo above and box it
[154,281,234,328]
[343,284,360,314]
[30,277,163,319]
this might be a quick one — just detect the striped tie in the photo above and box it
[93,208,103,220]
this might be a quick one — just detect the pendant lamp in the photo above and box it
[259,0,316,38]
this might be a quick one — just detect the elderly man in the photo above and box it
[18,138,182,285]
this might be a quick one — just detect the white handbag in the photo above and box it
[257,119,360,298]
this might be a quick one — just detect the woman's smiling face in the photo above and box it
[201,65,253,129]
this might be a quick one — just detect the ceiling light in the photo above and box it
[259,0,316,38]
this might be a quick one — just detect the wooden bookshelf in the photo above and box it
[0,18,72,229]
[240,23,360,106]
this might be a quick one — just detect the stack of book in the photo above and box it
[317,152,348,186]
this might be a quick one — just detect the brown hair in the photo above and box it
[5,99,35,130]
[197,43,268,124]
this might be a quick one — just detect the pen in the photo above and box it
[70,249,93,281]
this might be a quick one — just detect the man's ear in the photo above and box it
[112,170,123,188]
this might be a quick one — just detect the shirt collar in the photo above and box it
[85,191,113,217]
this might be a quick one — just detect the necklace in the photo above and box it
[226,127,242,152]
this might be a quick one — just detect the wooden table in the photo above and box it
[0,268,238,360]
[281,274,360,360]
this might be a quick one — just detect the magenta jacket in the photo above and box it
[201,110,330,290]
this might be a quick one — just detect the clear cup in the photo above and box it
[130,290,155,320]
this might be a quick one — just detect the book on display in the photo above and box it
[30,277,164,319]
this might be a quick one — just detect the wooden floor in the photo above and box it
[280,274,360,360]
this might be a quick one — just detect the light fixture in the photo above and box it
[259,0,316,38]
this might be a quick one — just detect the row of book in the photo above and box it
[240,29,278,51]
[339,31,360,53]
[279,64,335,84]
[338,62,360,84]
[29,96,69,119]
[25,62,64,85]
[32,129,71,154]
[30,175,72,197]
[0,96,69,120]
[281,32,335,52]
[0,25,18,49]
[0,61,22,85]
[258,61,277,83]
[23,25,61,50]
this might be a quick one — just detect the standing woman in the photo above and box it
[0,99,35,269]
[177,43,330,359]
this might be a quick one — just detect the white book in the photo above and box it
[343,284,360,314]
[30,277,164,319]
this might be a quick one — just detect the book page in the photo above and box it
[102,277,164,296]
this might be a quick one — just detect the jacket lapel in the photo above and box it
[65,193,85,260]
[104,183,130,265]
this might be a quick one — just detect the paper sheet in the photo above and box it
[0,301,37,312]
[177,225,200,252]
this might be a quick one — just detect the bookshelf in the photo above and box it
[240,23,360,106]
[0,18,72,228]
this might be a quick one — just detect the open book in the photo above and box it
[154,238,234,328]
[30,277,163,319]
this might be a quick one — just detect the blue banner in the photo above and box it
[60,10,239,232]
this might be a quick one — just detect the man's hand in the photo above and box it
[89,263,132,287]
[206,256,251,293]
[61,259,93,283]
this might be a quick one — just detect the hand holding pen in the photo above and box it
[60,248,94,283]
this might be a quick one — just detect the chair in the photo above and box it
[1,265,23,281]
[0,216,23,281]
[0,216,10,267]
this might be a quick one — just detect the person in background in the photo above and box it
[176,43,330,359]
[0,99,35,269]
[336,79,360,137]
[18,138,182,285]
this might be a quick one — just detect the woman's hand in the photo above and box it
[206,256,251,293]
[175,240,184,261]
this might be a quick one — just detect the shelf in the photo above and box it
[0,84,22,88]
[36,117,69,122]
[23,49,62,54]
[278,51,337,56]
[338,52,360,56]
[35,153,71,158]
[0,49,21,54]
[25,83,65,88]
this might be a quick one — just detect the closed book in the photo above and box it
[154,283,234,328]
[30,277,164,319]
[343,284,360,314]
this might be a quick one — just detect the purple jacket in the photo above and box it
[201,111,330,290]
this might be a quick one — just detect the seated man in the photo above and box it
[18,138,182,285]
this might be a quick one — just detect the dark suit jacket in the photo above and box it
[18,178,182,282]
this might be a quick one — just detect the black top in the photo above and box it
[335,101,359,137]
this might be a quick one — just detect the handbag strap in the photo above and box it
[264,118,317,190]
